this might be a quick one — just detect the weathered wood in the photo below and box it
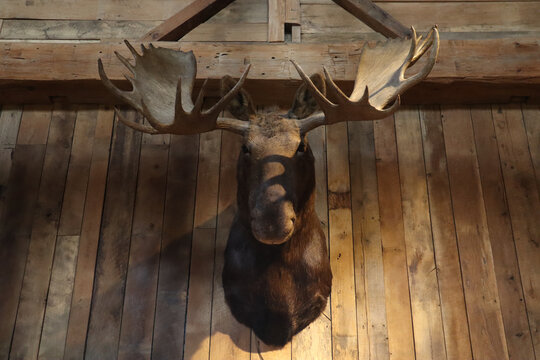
[441,106,509,359]
[301,3,540,35]
[141,0,236,41]
[471,105,536,359]
[57,106,96,236]
[0,20,267,42]
[63,107,114,360]
[184,130,221,360]
[394,107,446,359]
[38,235,79,360]
[1,39,539,105]
[0,106,22,222]
[10,106,76,360]
[117,143,168,360]
[419,105,472,360]
[522,104,540,194]
[151,134,198,360]
[268,0,286,42]
[373,116,415,360]
[348,121,389,360]
[326,122,358,360]
[491,104,540,354]
[84,110,141,360]
[330,0,411,38]
[0,106,49,359]
[209,130,251,360]
[0,0,265,21]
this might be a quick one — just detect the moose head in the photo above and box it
[99,27,439,245]
[98,27,439,346]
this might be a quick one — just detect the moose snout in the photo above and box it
[250,184,296,245]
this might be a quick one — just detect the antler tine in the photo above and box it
[123,40,141,59]
[115,107,159,134]
[98,59,140,108]
[207,64,251,116]
[194,79,209,113]
[291,60,335,110]
[322,67,351,105]
[114,51,135,74]
[402,27,439,88]
[410,26,436,66]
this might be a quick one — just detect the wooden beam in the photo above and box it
[332,0,411,38]
[141,0,236,41]
[0,39,539,105]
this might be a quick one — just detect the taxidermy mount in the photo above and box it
[98,26,439,347]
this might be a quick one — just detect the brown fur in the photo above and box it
[221,74,332,347]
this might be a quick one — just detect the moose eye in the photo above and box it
[241,144,250,154]
[297,142,306,153]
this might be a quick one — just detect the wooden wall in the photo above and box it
[1,0,539,43]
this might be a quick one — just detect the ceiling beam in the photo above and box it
[332,0,411,38]
[141,0,236,41]
[0,39,538,104]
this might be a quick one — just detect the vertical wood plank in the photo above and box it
[471,105,535,360]
[373,116,415,360]
[0,106,22,222]
[183,130,221,360]
[348,121,390,360]
[441,106,509,360]
[63,107,114,360]
[16,105,52,146]
[151,134,198,360]
[84,110,142,360]
[9,106,76,360]
[57,106,97,236]
[419,105,473,360]
[326,122,358,360]
[491,104,540,355]
[522,104,540,195]
[38,235,79,360]
[395,107,446,359]
[0,107,49,360]
[209,131,251,360]
[268,0,285,42]
[117,141,169,360]
[292,126,332,360]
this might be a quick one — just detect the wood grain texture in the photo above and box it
[151,134,198,360]
[0,108,49,359]
[141,0,236,41]
[326,122,358,360]
[184,130,221,360]
[268,0,285,42]
[9,106,75,360]
[348,121,389,360]
[373,116,415,360]
[331,0,410,38]
[441,106,509,360]
[471,105,535,360]
[38,235,79,360]
[394,107,446,359]
[491,104,540,354]
[419,105,472,360]
[117,143,168,360]
[84,111,141,360]
[522,104,540,200]
[63,107,114,360]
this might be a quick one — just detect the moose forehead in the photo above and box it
[245,114,301,158]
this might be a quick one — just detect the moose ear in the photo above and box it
[221,75,256,121]
[287,73,326,119]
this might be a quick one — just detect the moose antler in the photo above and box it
[292,27,439,133]
[98,40,250,135]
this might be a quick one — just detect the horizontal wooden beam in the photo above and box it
[0,39,539,105]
